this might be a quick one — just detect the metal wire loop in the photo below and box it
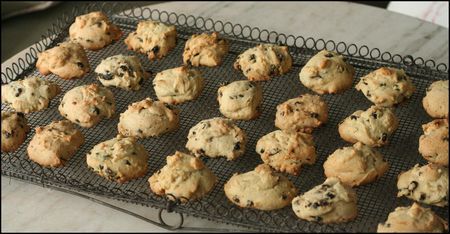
[157,209,184,230]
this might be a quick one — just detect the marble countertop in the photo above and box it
[2,1,448,232]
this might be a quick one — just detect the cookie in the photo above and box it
[153,66,204,104]
[149,151,216,202]
[183,32,229,67]
[423,80,448,118]
[233,44,293,81]
[1,111,30,152]
[299,50,355,94]
[27,120,84,167]
[58,84,115,128]
[377,203,448,233]
[224,164,297,210]
[124,20,177,60]
[419,119,448,166]
[275,94,328,133]
[95,54,149,91]
[118,98,179,138]
[86,135,149,183]
[323,142,389,187]
[69,11,122,50]
[355,67,415,107]
[36,41,90,80]
[338,105,398,147]
[186,117,247,160]
[255,130,316,175]
[291,177,358,224]
[397,163,448,207]
[217,80,262,120]
[1,76,61,113]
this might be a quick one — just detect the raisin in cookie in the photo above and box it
[323,142,389,187]
[186,117,247,160]
[224,164,297,210]
[234,44,292,81]
[27,120,84,167]
[36,41,90,80]
[118,98,179,138]
[256,130,316,175]
[1,76,61,113]
[87,135,149,183]
[291,177,358,223]
[1,111,30,152]
[355,67,415,107]
[419,119,448,166]
[275,94,328,133]
[397,163,448,207]
[183,32,229,67]
[59,84,115,128]
[124,20,177,60]
[377,203,448,233]
[299,50,355,94]
[423,80,449,118]
[153,66,204,104]
[338,105,398,147]
[95,54,149,91]
[217,80,262,120]
[149,151,217,202]
[69,11,122,50]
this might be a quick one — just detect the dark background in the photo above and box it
[1,1,389,63]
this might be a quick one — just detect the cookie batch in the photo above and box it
[1,10,448,231]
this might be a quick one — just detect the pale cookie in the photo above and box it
[27,120,84,167]
[377,203,448,233]
[58,84,115,128]
[86,135,149,183]
[423,80,448,118]
[183,32,229,67]
[36,41,90,80]
[419,119,448,166]
[153,66,204,104]
[124,20,177,60]
[149,151,217,202]
[1,111,30,152]
[397,163,448,207]
[255,130,316,175]
[355,67,415,107]
[95,54,149,91]
[69,11,122,50]
[338,105,399,147]
[299,50,355,94]
[291,177,358,223]
[118,98,179,138]
[224,164,298,210]
[275,94,328,133]
[186,117,247,160]
[323,142,389,187]
[233,44,293,81]
[1,76,61,113]
[217,80,262,120]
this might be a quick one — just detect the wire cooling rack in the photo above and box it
[1,2,448,232]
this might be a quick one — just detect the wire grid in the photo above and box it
[1,3,449,233]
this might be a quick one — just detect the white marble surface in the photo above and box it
[2,1,448,232]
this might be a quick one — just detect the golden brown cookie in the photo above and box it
[419,119,448,166]
[224,164,297,210]
[149,151,217,202]
[27,120,84,167]
[275,94,328,133]
[234,44,292,81]
[183,32,229,67]
[69,11,122,50]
